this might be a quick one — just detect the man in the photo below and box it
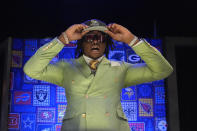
[23,19,173,131]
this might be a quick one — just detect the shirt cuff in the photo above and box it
[129,40,143,48]
[56,37,65,46]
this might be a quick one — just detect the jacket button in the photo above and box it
[105,112,110,117]
[115,78,118,82]
[82,113,86,118]
[85,94,88,99]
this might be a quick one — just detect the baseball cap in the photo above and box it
[82,19,108,33]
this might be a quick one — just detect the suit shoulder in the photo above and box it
[55,59,75,67]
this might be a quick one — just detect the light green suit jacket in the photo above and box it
[23,38,173,131]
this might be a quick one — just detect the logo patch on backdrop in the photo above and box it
[24,74,38,83]
[109,50,125,61]
[24,39,37,56]
[36,124,55,131]
[121,102,137,121]
[121,86,136,101]
[33,85,50,106]
[37,107,56,123]
[56,124,62,131]
[8,113,20,129]
[129,122,145,131]
[58,104,67,123]
[155,117,167,131]
[155,86,165,104]
[11,50,23,68]
[137,84,153,98]
[14,91,31,105]
[56,86,67,103]
[139,98,153,117]
[126,49,142,64]
[20,113,36,131]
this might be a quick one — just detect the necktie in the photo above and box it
[89,60,99,70]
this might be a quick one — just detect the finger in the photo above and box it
[75,24,86,33]
[81,23,89,28]
[107,23,115,31]
[113,23,124,33]
[104,30,115,38]
[81,30,89,37]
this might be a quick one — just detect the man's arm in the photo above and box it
[23,38,65,86]
[24,24,90,86]
[123,40,173,87]
[105,23,173,87]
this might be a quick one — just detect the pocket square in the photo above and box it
[110,61,121,66]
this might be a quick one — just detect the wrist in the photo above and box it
[58,32,70,45]
[128,36,139,47]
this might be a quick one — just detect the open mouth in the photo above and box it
[91,47,99,51]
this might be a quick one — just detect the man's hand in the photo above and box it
[105,23,137,45]
[58,24,89,44]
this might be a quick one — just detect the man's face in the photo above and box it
[82,31,107,60]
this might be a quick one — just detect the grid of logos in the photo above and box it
[8,38,167,131]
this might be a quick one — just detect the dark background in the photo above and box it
[0,0,196,39]
[0,0,196,131]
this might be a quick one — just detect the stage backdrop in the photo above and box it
[8,38,167,131]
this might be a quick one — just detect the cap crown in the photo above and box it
[83,19,107,27]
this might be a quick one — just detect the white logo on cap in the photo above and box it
[90,20,100,26]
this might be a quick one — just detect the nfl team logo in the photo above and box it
[126,49,142,64]
[33,85,50,106]
[155,117,167,131]
[121,86,136,101]
[57,104,67,123]
[20,113,36,131]
[37,107,56,123]
[8,113,20,129]
[121,102,137,121]
[36,90,47,102]
[129,122,145,131]
[14,91,31,105]
[139,98,154,117]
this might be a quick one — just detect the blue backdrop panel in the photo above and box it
[8,38,167,131]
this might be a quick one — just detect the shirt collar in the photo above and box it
[83,54,104,65]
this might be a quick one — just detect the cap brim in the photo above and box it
[83,26,108,33]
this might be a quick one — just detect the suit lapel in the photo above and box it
[75,56,92,78]
[94,57,110,78]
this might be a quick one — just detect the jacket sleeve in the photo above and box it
[23,38,65,86]
[123,40,173,87]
